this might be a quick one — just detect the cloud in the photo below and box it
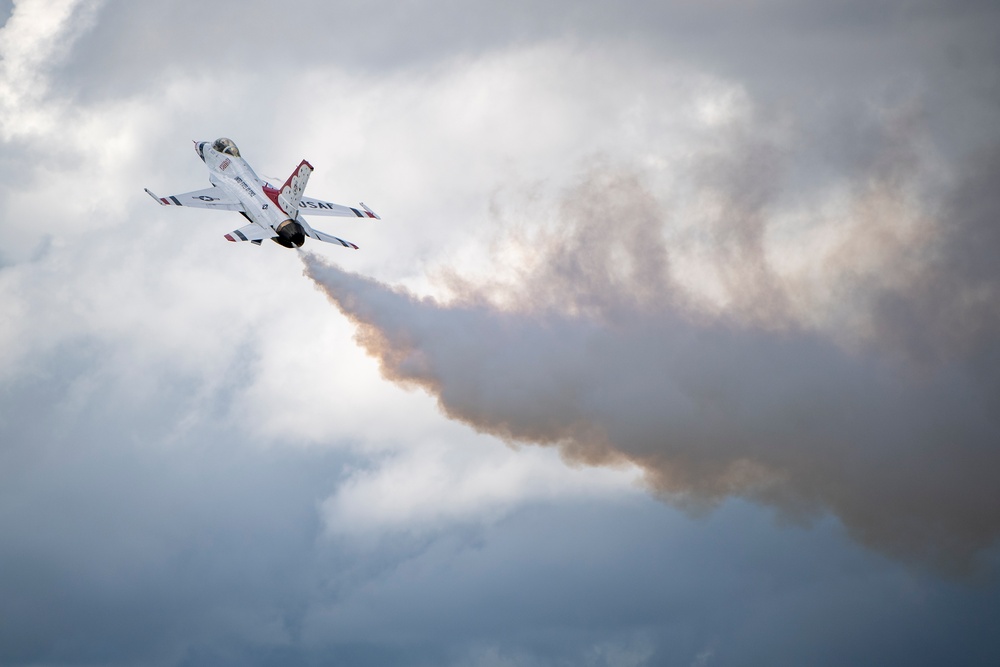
[0,0,102,139]
[322,437,641,537]
[4,2,1000,664]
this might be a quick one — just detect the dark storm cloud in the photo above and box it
[9,341,997,667]
[4,347,999,667]
[0,345,334,665]
[5,1,1000,664]
[304,129,1000,569]
[58,0,1000,144]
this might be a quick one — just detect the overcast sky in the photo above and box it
[2,1,1000,665]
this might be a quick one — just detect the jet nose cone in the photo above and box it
[193,141,207,162]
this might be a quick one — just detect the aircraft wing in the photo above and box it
[297,197,379,219]
[224,222,275,244]
[144,187,244,211]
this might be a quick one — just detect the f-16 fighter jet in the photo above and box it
[145,138,378,248]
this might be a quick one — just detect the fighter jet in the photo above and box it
[145,138,378,249]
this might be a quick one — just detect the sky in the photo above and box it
[2,0,1000,665]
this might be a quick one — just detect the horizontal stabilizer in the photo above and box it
[297,195,379,219]
[305,226,358,249]
[224,222,275,244]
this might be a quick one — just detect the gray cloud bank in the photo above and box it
[5,0,1000,663]
[305,133,1000,569]
[9,332,996,666]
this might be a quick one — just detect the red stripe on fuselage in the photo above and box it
[263,184,285,213]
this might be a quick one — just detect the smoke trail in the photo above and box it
[303,141,1000,570]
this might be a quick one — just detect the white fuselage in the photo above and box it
[200,142,292,235]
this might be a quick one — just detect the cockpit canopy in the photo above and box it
[212,137,240,158]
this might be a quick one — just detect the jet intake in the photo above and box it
[274,219,306,248]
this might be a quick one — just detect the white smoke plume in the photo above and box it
[303,126,1000,571]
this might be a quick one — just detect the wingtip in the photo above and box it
[144,188,166,205]
[360,202,380,220]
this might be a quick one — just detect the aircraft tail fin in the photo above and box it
[277,160,313,215]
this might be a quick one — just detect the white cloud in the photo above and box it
[2,37,693,534]
[0,0,102,139]
[322,436,643,536]
[3,2,1000,665]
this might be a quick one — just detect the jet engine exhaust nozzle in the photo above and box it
[274,219,306,248]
